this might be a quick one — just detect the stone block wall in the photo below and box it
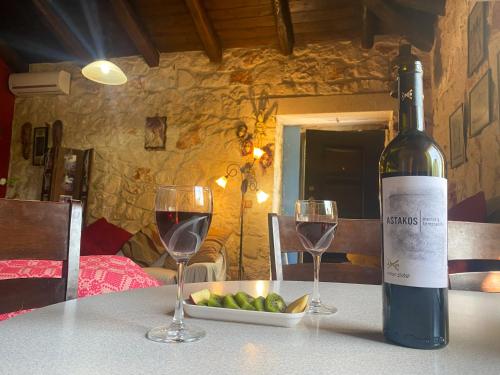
[8,38,419,279]
[432,1,500,207]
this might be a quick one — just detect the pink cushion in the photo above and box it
[0,255,161,321]
[448,192,487,223]
[81,218,132,256]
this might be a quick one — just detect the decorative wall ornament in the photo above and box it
[21,122,32,160]
[32,126,48,166]
[468,2,487,77]
[145,116,167,150]
[449,104,465,168]
[469,69,492,137]
[52,120,63,148]
[235,89,277,167]
[497,52,500,124]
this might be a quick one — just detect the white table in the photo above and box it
[1,281,499,375]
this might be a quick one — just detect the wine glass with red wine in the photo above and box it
[146,185,212,343]
[295,200,338,315]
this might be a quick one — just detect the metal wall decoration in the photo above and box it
[468,2,487,77]
[32,126,48,166]
[469,69,492,137]
[21,122,32,160]
[52,120,63,148]
[449,104,466,168]
[497,52,500,123]
[145,116,167,150]
[235,89,277,168]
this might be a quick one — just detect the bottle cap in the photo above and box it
[392,44,422,74]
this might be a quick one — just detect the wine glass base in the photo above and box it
[146,323,205,343]
[308,303,337,315]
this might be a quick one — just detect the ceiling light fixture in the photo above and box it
[81,60,127,85]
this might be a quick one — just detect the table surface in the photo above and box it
[1,281,499,375]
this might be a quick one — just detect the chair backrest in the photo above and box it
[0,199,82,314]
[269,215,500,291]
[268,214,382,285]
[448,221,500,292]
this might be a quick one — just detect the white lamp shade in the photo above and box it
[253,147,265,160]
[216,176,228,189]
[82,60,127,85]
[256,190,269,203]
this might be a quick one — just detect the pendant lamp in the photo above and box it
[81,60,127,85]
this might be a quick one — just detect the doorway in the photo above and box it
[273,108,394,266]
[302,129,385,219]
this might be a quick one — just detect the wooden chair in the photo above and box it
[268,214,382,285]
[448,221,500,292]
[0,199,82,314]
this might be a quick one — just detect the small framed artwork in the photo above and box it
[145,116,167,150]
[32,127,48,166]
[449,104,465,168]
[468,2,487,77]
[469,69,492,137]
[497,52,500,122]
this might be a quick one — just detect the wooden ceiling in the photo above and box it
[0,0,445,72]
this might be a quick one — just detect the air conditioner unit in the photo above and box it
[9,71,71,96]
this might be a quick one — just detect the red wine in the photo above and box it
[379,46,448,349]
[295,221,337,253]
[155,211,212,261]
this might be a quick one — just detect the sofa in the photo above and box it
[81,218,228,285]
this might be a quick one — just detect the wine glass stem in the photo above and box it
[312,253,322,306]
[172,260,187,327]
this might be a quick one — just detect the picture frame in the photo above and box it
[468,2,487,77]
[32,127,48,166]
[144,116,167,150]
[449,104,466,169]
[497,52,500,122]
[469,69,492,137]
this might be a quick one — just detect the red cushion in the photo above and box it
[448,192,487,223]
[81,218,132,256]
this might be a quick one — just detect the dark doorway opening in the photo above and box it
[301,129,385,262]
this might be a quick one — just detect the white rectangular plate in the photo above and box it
[184,301,306,328]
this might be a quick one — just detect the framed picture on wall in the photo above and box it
[469,69,492,137]
[468,2,487,77]
[32,127,48,166]
[449,104,465,168]
[144,116,167,150]
[497,52,500,123]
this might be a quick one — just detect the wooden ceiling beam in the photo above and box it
[365,0,435,52]
[393,0,445,16]
[184,0,222,63]
[32,0,91,61]
[361,2,377,49]
[272,0,294,55]
[110,0,159,67]
[0,40,28,72]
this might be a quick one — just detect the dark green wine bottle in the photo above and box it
[379,45,449,349]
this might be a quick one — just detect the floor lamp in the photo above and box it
[216,148,269,280]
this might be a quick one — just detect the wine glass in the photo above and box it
[146,185,212,343]
[295,200,338,315]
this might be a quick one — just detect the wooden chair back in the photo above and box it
[448,221,500,292]
[268,214,382,285]
[0,199,82,314]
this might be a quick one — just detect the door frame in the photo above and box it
[272,93,397,214]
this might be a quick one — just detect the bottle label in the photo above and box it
[382,176,447,288]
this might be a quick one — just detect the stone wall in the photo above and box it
[8,38,417,279]
[432,1,500,207]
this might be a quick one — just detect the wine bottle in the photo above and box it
[379,45,449,349]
